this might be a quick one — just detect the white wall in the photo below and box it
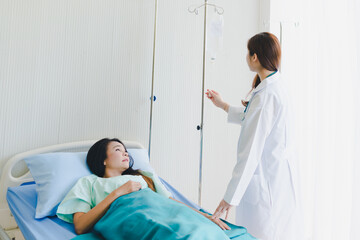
[0,0,260,226]
[351,3,360,238]
[149,0,204,204]
[0,0,155,176]
[259,0,270,32]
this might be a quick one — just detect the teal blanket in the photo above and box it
[73,188,256,240]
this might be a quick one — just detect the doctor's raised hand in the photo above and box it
[205,89,229,112]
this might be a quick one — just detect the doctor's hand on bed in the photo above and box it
[212,199,232,221]
[205,89,229,112]
[203,213,231,230]
[169,197,230,231]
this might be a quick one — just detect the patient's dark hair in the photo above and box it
[86,138,155,191]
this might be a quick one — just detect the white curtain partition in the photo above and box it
[272,0,360,239]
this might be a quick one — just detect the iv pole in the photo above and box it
[188,0,224,206]
[198,0,207,207]
[148,0,158,159]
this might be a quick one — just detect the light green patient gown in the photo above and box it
[56,171,172,223]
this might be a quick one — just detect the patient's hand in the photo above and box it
[73,180,141,235]
[113,180,142,197]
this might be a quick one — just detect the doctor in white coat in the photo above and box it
[206,32,303,240]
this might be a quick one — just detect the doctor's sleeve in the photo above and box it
[227,105,246,125]
[223,95,276,206]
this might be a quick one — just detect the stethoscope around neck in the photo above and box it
[243,70,277,115]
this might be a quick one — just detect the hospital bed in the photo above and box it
[0,140,200,240]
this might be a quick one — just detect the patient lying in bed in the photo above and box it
[57,138,255,240]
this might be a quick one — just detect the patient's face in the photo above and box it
[104,141,130,172]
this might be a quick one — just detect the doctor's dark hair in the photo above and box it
[86,138,155,191]
[242,32,281,107]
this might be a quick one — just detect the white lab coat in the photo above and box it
[224,72,303,240]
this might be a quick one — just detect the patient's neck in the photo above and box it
[103,168,124,178]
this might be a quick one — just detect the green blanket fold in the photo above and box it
[72,188,256,240]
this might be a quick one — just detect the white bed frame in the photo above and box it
[0,140,144,231]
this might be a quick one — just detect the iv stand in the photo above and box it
[148,0,158,159]
[188,0,224,206]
